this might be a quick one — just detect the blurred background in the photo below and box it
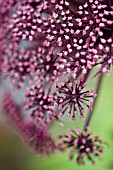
[0,72,113,170]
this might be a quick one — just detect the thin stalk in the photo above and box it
[84,74,104,130]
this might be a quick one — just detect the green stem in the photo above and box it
[84,74,104,130]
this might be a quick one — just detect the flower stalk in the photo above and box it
[84,74,104,130]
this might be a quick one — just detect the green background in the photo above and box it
[0,73,113,170]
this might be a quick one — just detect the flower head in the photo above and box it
[54,77,96,121]
[34,46,60,82]
[7,0,46,42]
[24,81,56,125]
[1,93,56,155]
[58,127,104,164]
[3,46,38,89]
[74,0,113,73]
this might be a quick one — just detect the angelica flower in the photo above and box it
[58,127,104,164]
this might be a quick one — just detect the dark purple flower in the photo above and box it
[58,127,104,164]
[40,0,113,76]
[0,0,109,165]
[24,82,56,125]
[42,1,78,55]
[73,0,113,73]
[3,46,38,89]
[7,0,46,42]
[53,77,97,121]
[34,46,60,82]
[1,93,56,155]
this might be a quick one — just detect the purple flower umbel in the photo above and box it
[58,127,104,164]
[24,81,56,125]
[54,77,96,120]
[3,48,38,89]
[1,0,110,165]
[2,93,56,155]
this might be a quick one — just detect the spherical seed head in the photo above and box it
[24,83,56,125]
[40,0,100,76]
[58,127,104,164]
[74,0,113,73]
[54,77,96,121]
[3,46,39,89]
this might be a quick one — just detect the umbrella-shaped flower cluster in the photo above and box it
[0,0,112,165]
